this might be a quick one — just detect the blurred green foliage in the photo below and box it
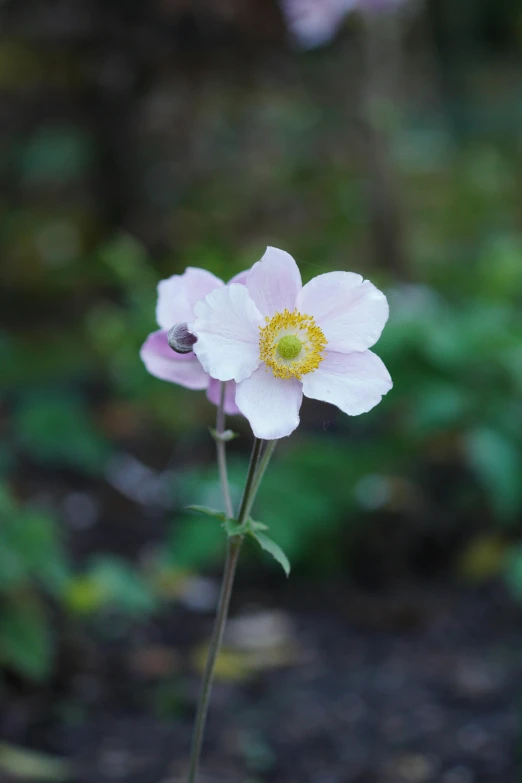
[14,394,110,474]
[1,7,522,684]
[67,556,156,617]
[0,484,69,680]
[0,482,157,681]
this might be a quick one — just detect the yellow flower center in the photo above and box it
[259,309,327,380]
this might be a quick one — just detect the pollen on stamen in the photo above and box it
[258,308,327,380]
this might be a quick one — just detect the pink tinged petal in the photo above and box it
[301,350,392,416]
[281,0,356,50]
[246,246,302,318]
[227,269,249,286]
[206,379,242,417]
[140,330,209,390]
[156,267,224,330]
[295,271,389,353]
[191,284,263,383]
[235,367,303,440]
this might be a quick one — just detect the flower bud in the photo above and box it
[167,323,197,354]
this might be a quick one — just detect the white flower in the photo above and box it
[190,247,392,439]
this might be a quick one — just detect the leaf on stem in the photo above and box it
[221,516,269,538]
[186,505,227,521]
[222,518,245,537]
[250,531,291,577]
[248,517,269,532]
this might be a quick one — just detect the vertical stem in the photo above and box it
[236,437,263,524]
[215,382,233,518]
[185,436,265,783]
[244,440,277,521]
[185,537,241,783]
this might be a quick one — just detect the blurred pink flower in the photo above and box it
[190,247,392,440]
[360,0,406,11]
[280,0,356,48]
[140,267,247,415]
[281,0,407,48]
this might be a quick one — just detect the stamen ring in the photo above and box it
[258,308,326,380]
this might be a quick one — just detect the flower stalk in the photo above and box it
[243,439,277,522]
[215,382,233,518]
[186,416,268,783]
[185,535,242,783]
[143,249,392,783]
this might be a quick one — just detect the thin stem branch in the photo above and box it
[185,436,265,783]
[243,440,277,521]
[215,382,233,518]
[236,437,263,523]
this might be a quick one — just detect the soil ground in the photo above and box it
[3,582,520,783]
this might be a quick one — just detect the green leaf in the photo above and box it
[0,482,18,516]
[504,544,522,601]
[16,510,70,594]
[0,543,27,589]
[14,394,110,474]
[464,427,522,523]
[65,575,106,615]
[0,742,72,782]
[221,517,269,538]
[186,505,227,521]
[247,517,269,532]
[0,599,53,681]
[78,557,156,617]
[0,503,70,594]
[222,518,245,537]
[407,382,468,433]
[250,531,291,577]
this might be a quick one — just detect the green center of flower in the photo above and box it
[276,334,302,360]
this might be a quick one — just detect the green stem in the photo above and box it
[244,440,277,521]
[236,437,263,523]
[185,538,241,783]
[215,382,233,518]
[185,436,265,783]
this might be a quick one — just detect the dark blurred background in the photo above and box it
[1,1,522,781]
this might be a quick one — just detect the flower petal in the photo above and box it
[235,366,303,439]
[206,379,241,416]
[191,284,263,383]
[227,269,249,286]
[301,350,392,415]
[140,330,209,390]
[246,246,302,317]
[296,271,389,352]
[156,267,224,330]
[280,0,356,49]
